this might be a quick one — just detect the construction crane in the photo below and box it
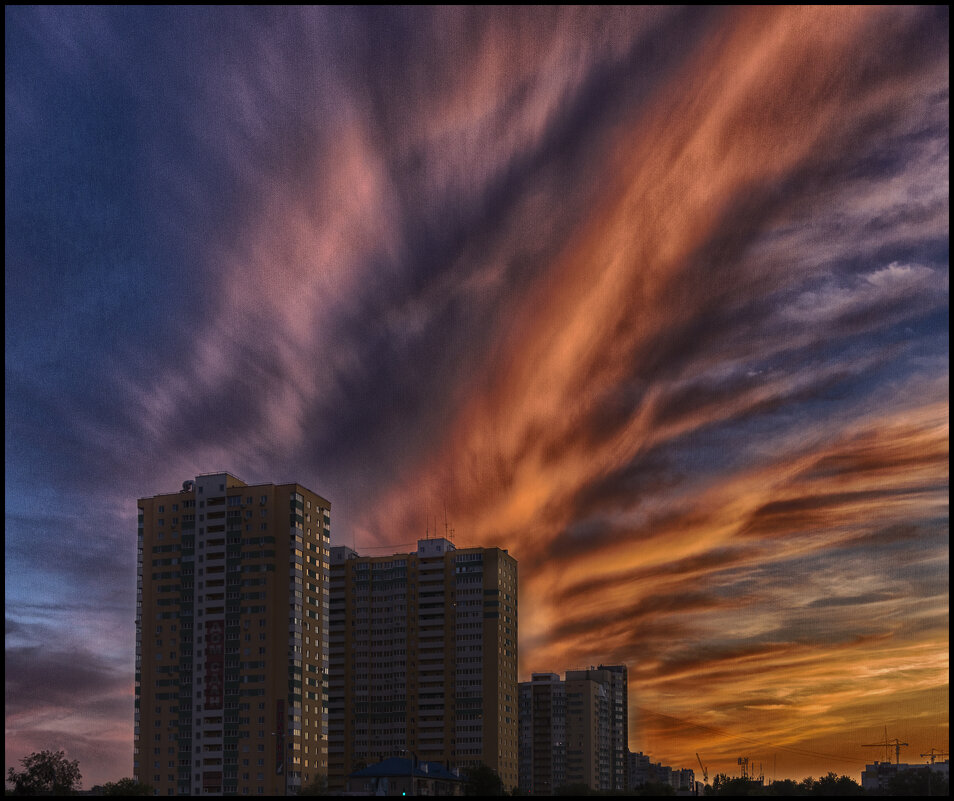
[696,753,708,783]
[920,749,948,764]
[862,726,909,765]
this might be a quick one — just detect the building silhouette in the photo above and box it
[345,756,465,796]
[628,752,695,793]
[135,472,331,796]
[328,537,518,791]
[518,664,629,794]
[861,760,950,793]
[518,674,566,795]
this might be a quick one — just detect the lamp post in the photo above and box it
[401,749,417,796]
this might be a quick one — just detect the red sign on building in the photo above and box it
[205,620,224,710]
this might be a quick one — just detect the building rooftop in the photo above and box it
[349,757,463,782]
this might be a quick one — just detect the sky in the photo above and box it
[5,5,949,789]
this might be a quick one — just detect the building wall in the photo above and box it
[135,473,330,796]
[861,761,950,792]
[519,666,628,795]
[518,674,566,795]
[565,675,605,790]
[328,538,518,791]
[598,664,629,791]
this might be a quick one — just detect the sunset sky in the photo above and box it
[5,5,948,788]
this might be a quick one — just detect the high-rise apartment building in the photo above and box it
[328,537,518,792]
[135,473,331,796]
[518,674,566,795]
[567,665,629,791]
[518,665,628,795]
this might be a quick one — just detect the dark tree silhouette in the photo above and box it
[464,762,506,796]
[100,777,153,796]
[6,750,82,795]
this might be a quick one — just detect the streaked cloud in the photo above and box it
[5,4,947,786]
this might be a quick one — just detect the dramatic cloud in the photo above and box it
[6,5,948,786]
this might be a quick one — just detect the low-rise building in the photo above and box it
[861,760,949,792]
[628,751,694,793]
[346,757,464,796]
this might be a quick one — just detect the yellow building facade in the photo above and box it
[328,538,518,791]
[135,472,330,796]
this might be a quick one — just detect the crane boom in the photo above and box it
[862,727,909,765]
[920,749,948,764]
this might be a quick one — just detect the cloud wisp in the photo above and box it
[5,5,948,786]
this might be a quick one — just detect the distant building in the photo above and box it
[346,756,465,796]
[328,537,518,792]
[628,751,694,793]
[861,760,950,792]
[518,665,628,794]
[135,472,331,796]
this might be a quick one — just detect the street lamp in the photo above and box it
[401,749,417,797]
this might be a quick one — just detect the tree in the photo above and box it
[6,750,81,795]
[464,763,505,796]
[707,773,764,795]
[100,777,153,796]
[763,778,809,796]
[809,772,864,796]
[637,781,676,796]
[298,773,330,795]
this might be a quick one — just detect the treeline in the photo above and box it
[704,769,948,797]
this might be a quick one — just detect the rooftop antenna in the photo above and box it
[443,500,448,539]
[737,756,749,780]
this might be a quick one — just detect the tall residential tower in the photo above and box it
[135,473,331,796]
[518,664,629,795]
[328,537,518,791]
